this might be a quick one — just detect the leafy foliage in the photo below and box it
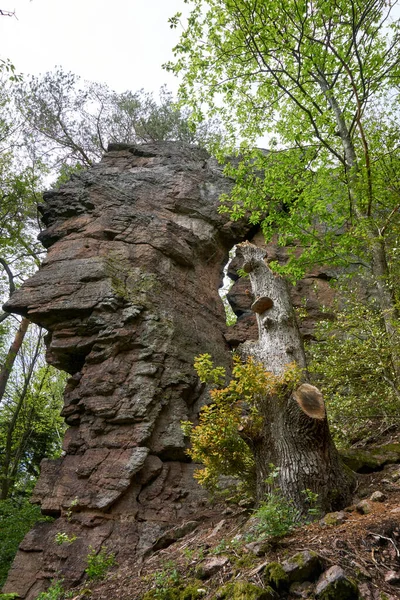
[309,288,400,446]
[85,546,117,581]
[35,579,66,600]
[182,355,302,492]
[16,69,224,173]
[168,0,400,374]
[0,497,52,587]
[0,324,66,498]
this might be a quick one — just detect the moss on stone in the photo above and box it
[340,444,400,473]
[263,562,289,590]
[214,581,277,599]
[180,581,206,599]
[317,577,359,599]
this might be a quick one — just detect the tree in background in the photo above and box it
[15,68,225,173]
[167,0,400,375]
[0,325,66,499]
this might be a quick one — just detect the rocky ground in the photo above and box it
[64,441,400,600]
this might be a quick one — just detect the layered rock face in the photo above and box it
[3,142,251,599]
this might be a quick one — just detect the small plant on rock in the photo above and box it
[54,532,77,546]
[84,545,117,581]
[35,579,66,600]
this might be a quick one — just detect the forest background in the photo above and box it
[0,0,400,589]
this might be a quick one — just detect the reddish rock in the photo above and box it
[2,142,252,598]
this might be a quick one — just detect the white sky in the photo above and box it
[0,0,188,94]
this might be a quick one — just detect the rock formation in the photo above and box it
[3,142,251,599]
[2,142,339,599]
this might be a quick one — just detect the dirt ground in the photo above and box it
[73,458,400,600]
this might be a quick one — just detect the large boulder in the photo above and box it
[2,142,251,599]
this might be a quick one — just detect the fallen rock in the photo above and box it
[320,511,348,527]
[149,520,199,553]
[289,581,315,598]
[356,500,372,515]
[245,539,272,557]
[385,570,400,585]
[340,444,400,473]
[370,491,387,502]
[196,556,230,580]
[315,565,359,599]
[281,550,323,583]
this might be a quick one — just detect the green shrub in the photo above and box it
[251,491,299,539]
[308,291,400,446]
[36,579,65,600]
[85,545,117,581]
[0,497,52,588]
[182,354,301,494]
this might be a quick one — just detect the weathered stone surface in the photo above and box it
[370,491,387,503]
[320,511,348,527]
[196,556,230,580]
[2,142,253,598]
[315,565,359,599]
[281,551,323,583]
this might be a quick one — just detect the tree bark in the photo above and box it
[0,317,30,404]
[0,324,42,499]
[238,242,355,513]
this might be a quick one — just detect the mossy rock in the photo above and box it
[142,582,206,600]
[315,566,359,599]
[263,562,289,590]
[282,550,322,583]
[214,580,277,599]
[340,444,400,473]
[180,582,206,599]
[316,577,359,600]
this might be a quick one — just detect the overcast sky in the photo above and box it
[0,0,188,94]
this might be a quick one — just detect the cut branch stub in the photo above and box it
[251,296,274,314]
[293,383,326,420]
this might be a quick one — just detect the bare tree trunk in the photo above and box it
[0,317,30,404]
[0,325,42,499]
[238,243,355,513]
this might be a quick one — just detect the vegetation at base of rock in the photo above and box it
[35,579,66,600]
[0,497,53,588]
[309,290,400,447]
[182,354,302,494]
[263,562,289,590]
[84,546,117,581]
[249,490,300,539]
[214,581,277,599]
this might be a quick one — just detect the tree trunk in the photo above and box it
[238,242,355,513]
[0,323,43,499]
[0,317,30,404]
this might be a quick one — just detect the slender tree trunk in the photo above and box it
[320,83,400,378]
[0,322,41,499]
[0,317,30,403]
[238,242,355,513]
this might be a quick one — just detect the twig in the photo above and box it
[368,532,400,557]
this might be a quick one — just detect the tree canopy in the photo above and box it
[167,0,400,374]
